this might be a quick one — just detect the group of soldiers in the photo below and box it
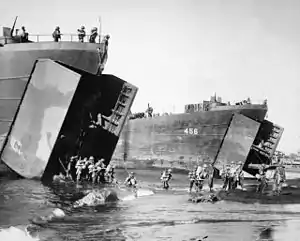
[73,156,115,184]
[220,161,244,191]
[185,158,286,196]
[52,26,110,43]
[255,158,286,195]
[188,163,214,193]
[52,156,116,184]
[18,25,110,44]
[53,155,139,192]
[54,154,286,196]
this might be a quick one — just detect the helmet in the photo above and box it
[130,172,134,175]
[56,26,60,30]
[89,156,94,160]
[92,27,97,32]
[203,164,208,168]
[168,169,172,172]
[230,161,235,165]
[238,161,243,165]
[81,26,85,29]
[105,34,110,39]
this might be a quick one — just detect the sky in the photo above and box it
[1,0,300,154]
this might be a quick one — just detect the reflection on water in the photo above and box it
[1,169,300,240]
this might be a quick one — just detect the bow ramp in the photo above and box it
[213,113,284,177]
[0,59,138,180]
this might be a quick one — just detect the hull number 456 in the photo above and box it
[184,128,198,135]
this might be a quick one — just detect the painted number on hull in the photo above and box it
[184,128,198,135]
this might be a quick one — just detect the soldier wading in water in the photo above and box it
[124,172,138,196]
[160,168,172,189]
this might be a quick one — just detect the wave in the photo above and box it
[0,226,39,241]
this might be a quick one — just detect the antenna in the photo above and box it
[98,16,102,43]
[10,16,18,37]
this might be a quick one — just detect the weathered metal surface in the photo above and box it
[0,59,80,178]
[0,42,102,77]
[0,40,106,172]
[213,113,261,171]
[112,106,267,170]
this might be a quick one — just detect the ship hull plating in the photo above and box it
[0,59,138,179]
[112,105,267,170]
[0,42,103,173]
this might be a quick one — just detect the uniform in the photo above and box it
[188,170,196,192]
[75,159,86,182]
[256,164,268,193]
[125,172,137,191]
[221,165,231,190]
[228,161,237,190]
[196,164,210,191]
[77,26,86,42]
[20,26,29,42]
[233,161,244,189]
[52,26,61,42]
[89,27,98,43]
[161,169,172,189]
[272,161,286,195]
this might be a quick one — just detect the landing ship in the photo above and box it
[0,17,138,180]
[113,95,284,177]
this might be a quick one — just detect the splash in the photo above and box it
[122,189,154,201]
[0,226,39,241]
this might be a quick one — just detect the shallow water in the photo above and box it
[1,169,300,241]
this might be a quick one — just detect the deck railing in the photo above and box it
[1,33,105,44]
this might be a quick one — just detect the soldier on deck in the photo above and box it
[101,34,110,48]
[89,27,98,43]
[52,26,61,42]
[20,26,29,42]
[272,158,286,195]
[77,26,86,42]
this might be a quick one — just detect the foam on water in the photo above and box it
[122,189,154,201]
[0,226,39,241]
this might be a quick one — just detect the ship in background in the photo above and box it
[0,17,138,180]
[112,94,284,177]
